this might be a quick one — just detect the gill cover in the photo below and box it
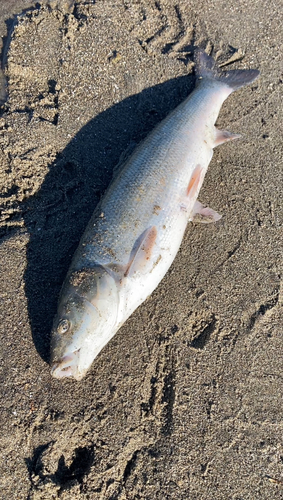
[50,265,119,379]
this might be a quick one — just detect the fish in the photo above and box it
[50,50,259,380]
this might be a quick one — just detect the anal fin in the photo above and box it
[214,128,241,147]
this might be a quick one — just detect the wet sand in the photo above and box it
[0,1,282,499]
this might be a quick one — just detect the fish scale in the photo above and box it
[50,50,259,380]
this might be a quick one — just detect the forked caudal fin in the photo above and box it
[195,50,260,91]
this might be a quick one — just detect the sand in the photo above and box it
[0,1,282,499]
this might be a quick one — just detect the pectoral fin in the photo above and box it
[190,200,222,223]
[105,226,158,282]
[125,226,158,277]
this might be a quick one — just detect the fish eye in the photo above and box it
[57,319,70,334]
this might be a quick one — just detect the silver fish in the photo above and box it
[50,51,259,380]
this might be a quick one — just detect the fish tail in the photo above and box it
[195,49,259,90]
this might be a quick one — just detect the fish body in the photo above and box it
[50,51,259,380]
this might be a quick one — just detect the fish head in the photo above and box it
[50,266,119,380]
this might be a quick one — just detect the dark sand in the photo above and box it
[0,1,282,499]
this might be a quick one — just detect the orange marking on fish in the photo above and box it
[142,226,158,261]
[186,164,203,198]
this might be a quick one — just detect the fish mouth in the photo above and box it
[51,350,83,380]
